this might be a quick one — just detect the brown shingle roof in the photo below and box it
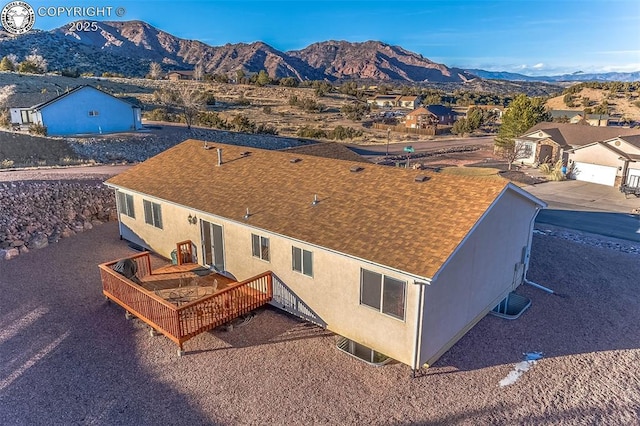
[107,140,528,278]
[524,122,640,147]
[281,142,370,164]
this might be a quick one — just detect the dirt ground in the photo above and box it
[1,217,639,424]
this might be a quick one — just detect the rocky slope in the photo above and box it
[288,40,476,82]
[0,20,473,82]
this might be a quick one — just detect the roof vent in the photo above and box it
[311,194,319,205]
[350,165,364,173]
[415,175,430,182]
[241,151,251,156]
[203,141,212,150]
[217,148,223,166]
[290,158,302,163]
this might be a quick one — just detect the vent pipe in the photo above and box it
[217,148,223,166]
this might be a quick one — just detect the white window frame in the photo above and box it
[292,246,313,277]
[143,199,163,229]
[251,234,270,262]
[360,268,406,321]
[88,110,99,117]
[116,191,135,218]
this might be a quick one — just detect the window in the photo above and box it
[116,191,135,218]
[143,200,162,229]
[251,234,269,262]
[360,269,406,320]
[292,246,313,277]
[88,110,99,117]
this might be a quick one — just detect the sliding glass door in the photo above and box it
[201,220,225,271]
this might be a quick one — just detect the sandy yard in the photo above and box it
[0,213,639,425]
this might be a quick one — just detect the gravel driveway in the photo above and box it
[1,222,639,425]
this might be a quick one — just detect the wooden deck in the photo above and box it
[99,246,272,354]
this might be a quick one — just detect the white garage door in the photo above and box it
[571,162,617,186]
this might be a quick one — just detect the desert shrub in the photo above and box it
[255,123,278,135]
[236,96,251,106]
[197,111,228,129]
[341,103,370,121]
[204,93,216,106]
[329,125,362,140]
[28,123,47,136]
[145,108,170,122]
[262,106,272,114]
[297,126,328,139]
[61,68,80,78]
[1,159,15,168]
[539,160,566,181]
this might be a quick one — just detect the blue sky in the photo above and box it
[22,0,640,75]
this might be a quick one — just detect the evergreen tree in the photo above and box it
[495,94,550,170]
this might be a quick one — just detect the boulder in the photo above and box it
[3,248,19,260]
[29,233,49,250]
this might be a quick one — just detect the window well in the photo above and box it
[336,337,392,366]
[489,292,531,320]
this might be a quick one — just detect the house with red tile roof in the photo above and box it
[105,139,545,369]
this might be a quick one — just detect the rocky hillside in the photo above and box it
[288,40,476,82]
[0,20,473,82]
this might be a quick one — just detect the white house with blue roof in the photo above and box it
[10,85,143,135]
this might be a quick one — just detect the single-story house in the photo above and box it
[366,95,420,109]
[516,122,640,168]
[10,85,142,136]
[397,96,421,109]
[105,139,545,369]
[567,135,640,187]
[367,95,401,108]
[167,70,195,81]
[550,110,609,127]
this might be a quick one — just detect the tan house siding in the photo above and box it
[570,144,624,169]
[114,188,420,365]
[419,189,539,366]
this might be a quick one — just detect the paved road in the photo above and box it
[536,209,640,242]
[347,135,494,158]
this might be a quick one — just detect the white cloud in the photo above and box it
[532,63,544,69]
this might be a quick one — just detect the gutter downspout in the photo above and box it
[412,279,428,378]
[522,206,542,285]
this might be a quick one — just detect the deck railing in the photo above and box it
[99,251,272,353]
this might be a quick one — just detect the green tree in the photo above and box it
[451,118,470,136]
[466,106,484,130]
[495,94,550,170]
[593,101,608,115]
[256,70,271,86]
[0,56,15,71]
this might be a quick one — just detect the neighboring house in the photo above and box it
[404,107,438,129]
[367,95,400,108]
[105,139,545,369]
[550,110,609,126]
[423,105,456,125]
[366,95,420,109]
[516,122,640,168]
[10,85,143,136]
[167,70,195,81]
[397,96,421,109]
[567,135,640,187]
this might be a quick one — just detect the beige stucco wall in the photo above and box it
[418,188,539,366]
[114,188,420,366]
[569,145,624,175]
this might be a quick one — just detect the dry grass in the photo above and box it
[0,129,85,168]
[440,166,502,177]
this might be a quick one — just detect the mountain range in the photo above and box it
[0,20,637,83]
